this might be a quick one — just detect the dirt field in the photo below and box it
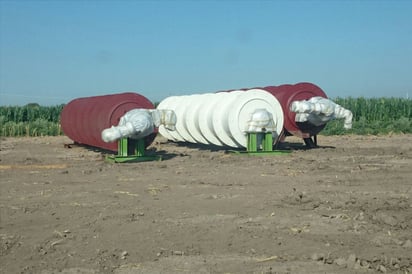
[1,134,411,274]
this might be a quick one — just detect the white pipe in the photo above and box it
[156,96,185,142]
[101,109,176,142]
[290,97,353,129]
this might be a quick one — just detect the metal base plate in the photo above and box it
[105,155,162,163]
[227,150,291,156]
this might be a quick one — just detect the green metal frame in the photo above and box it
[230,132,290,156]
[106,138,161,163]
[247,132,273,152]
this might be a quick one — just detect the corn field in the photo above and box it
[322,97,412,135]
[0,98,411,137]
[0,104,64,137]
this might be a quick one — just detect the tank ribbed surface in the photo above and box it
[263,82,328,138]
[60,92,155,152]
[157,89,284,148]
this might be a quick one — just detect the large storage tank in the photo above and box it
[263,82,328,139]
[61,92,155,152]
[157,89,284,148]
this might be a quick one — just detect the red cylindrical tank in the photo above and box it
[61,92,155,152]
[263,82,328,138]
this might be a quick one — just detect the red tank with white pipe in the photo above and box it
[60,92,156,152]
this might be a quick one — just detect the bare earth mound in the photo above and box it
[1,135,411,273]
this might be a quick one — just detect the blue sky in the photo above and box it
[0,0,411,106]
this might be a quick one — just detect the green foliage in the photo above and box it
[0,104,64,137]
[321,97,412,135]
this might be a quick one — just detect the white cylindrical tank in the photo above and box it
[156,96,184,142]
[157,89,284,148]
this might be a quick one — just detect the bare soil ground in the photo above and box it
[0,134,411,274]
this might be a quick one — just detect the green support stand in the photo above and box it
[247,132,274,152]
[106,138,161,163]
[230,132,290,156]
